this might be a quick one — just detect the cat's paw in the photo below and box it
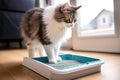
[56,56,62,62]
[49,58,57,64]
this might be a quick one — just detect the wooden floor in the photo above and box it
[0,49,120,80]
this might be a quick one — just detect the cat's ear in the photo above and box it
[61,3,69,9]
[60,3,69,13]
[74,5,82,10]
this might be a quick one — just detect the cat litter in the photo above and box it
[22,53,104,80]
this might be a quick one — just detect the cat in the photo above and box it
[20,3,81,64]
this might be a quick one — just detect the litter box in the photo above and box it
[22,53,104,80]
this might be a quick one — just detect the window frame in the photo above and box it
[76,0,118,38]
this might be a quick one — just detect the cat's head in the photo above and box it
[54,3,81,27]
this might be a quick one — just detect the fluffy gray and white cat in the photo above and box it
[20,3,81,63]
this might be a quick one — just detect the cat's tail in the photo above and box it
[20,8,44,40]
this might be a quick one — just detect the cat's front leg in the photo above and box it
[44,45,57,64]
[54,44,62,62]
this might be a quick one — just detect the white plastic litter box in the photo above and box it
[22,53,104,80]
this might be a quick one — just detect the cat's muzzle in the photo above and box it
[66,23,75,28]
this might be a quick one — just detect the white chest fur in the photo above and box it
[47,21,68,44]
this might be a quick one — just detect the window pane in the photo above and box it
[77,0,114,37]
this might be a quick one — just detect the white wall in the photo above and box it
[72,0,120,53]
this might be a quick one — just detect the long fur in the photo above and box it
[20,3,81,63]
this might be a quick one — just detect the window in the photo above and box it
[102,17,106,23]
[77,0,114,37]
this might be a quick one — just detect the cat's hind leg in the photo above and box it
[38,43,46,57]
[26,43,35,58]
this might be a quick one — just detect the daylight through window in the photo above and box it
[77,0,114,37]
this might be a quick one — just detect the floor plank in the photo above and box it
[0,49,120,80]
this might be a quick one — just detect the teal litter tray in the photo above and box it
[22,53,104,80]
